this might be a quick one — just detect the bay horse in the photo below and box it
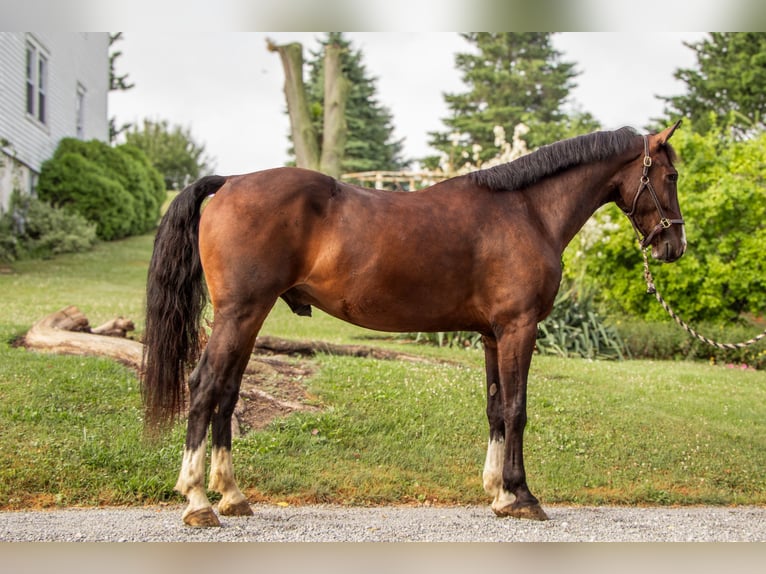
[142,122,686,527]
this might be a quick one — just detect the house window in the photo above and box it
[25,40,48,125]
[76,85,86,139]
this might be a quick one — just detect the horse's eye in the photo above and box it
[667,173,678,183]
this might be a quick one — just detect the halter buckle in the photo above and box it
[660,218,672,229]
[643,155,652,168]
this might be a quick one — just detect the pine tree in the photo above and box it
[301,33,408,173]
[426,33,597,171]
[108,33,135,143]
[659,33,766,138]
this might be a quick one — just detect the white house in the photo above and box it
[0,32,110,212]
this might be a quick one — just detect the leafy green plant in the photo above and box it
[536,283,626,359]
[573,126,766,323]
[0,191,97,262]
[36,138,165,240]
[404,330,483,350]
[124,119,213,191]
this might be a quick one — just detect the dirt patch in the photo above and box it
[234,353,319,434]
[19,306,435,436]
[234,336,441,435]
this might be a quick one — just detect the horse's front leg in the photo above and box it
[174,354,221,527]
[481,335,508,507]
[491,322,548,520]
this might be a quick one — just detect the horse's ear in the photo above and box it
[656,120,682,145]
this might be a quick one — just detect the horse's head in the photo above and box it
[614,121,686,263]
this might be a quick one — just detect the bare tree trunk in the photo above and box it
[267,38,348,177]
[266,40,320,171]
[319,43,349,178]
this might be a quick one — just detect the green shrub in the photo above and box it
[0,191,97,262]
[36,138,165,240]
[37,151,135,241]
[614,319,765,369]
[119,143,167,229]
[0,216,18,262]
[569,127,766,323]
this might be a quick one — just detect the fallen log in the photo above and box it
[23,307,440,368]
[23,305,143,368]
[21,306,320,433]
[253,335,434,363]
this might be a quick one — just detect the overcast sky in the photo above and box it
[108,32,705,176]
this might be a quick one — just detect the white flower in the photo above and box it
[514,123,530,137]
[493,125,506,147]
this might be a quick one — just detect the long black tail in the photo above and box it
[141,175,227,429]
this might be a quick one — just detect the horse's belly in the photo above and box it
[289,282,482,334]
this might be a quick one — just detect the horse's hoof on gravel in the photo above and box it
[493,502,549,521]
[218,500,254,517]
[183,507,221,527]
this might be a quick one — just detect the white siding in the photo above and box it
[0,32,109,211]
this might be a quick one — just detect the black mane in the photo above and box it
[468,127,640,191]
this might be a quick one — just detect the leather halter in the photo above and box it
[623,135,685,249]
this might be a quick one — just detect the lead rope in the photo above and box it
[640,249,766,350]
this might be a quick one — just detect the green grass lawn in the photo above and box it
[0,234,764,509]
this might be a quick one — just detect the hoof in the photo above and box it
[218,499,254,517]
[183,507,221,528]
[493,502,549,521]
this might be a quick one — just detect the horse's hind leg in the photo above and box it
[175,305,269,526]
[174,351,221,527]
[209,349,254,517]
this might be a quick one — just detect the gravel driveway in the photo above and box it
[1,503,765,542]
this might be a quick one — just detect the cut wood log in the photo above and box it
[92,317,135,338]
[23,305,143,368]
[23,307,437,369]
[253,335,433,362]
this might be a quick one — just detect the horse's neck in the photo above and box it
[527,160,622,255]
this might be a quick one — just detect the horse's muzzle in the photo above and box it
[652,235,686,263]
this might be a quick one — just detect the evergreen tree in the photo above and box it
[426,33,598,171]
[108,33,135,143]
[300,33,408,173]
[659,33,766,139]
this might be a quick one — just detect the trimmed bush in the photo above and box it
[614,319,765,369]
[37,138,165,240]
[38,152,135,240]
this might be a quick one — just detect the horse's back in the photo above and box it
[196,167,550,332]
